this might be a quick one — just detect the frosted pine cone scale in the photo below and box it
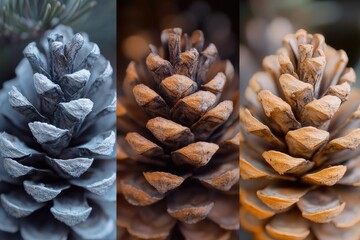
[0,25,116,240]
[240,29,360,240]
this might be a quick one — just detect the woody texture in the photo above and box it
[118,28,240,239]
[240,29,360,239]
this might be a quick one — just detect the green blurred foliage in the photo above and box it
[0,0,116,86]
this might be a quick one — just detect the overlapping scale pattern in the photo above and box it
[240,29,360,240]
[0,25,116,240]
[118,28,239,239]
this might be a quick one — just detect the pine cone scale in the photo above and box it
[0,25,116,239]
[241,29,360,239]
[118,27,239,239]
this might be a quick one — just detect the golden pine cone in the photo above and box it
[240,29,360,239]
[117,28,240,239]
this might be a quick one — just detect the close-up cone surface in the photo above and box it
[240,29,360,239]
[0,25,116,239]
[118,28,239,239]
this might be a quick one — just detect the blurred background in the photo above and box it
[240,0,360,239]
[240,0,360,104]
[117,0,239,92]
[0,0,116,86]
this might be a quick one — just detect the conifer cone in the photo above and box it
[118,28,240,239]
[240,29,360,239]
[0,25,116,240]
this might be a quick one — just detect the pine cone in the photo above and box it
[0,25,116,240]
[118,28,240,239]
[240,29,360,239]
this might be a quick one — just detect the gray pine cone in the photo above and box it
[0,25,116,240]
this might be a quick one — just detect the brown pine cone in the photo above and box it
[240,29,360,239]
[117,28,240,239]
